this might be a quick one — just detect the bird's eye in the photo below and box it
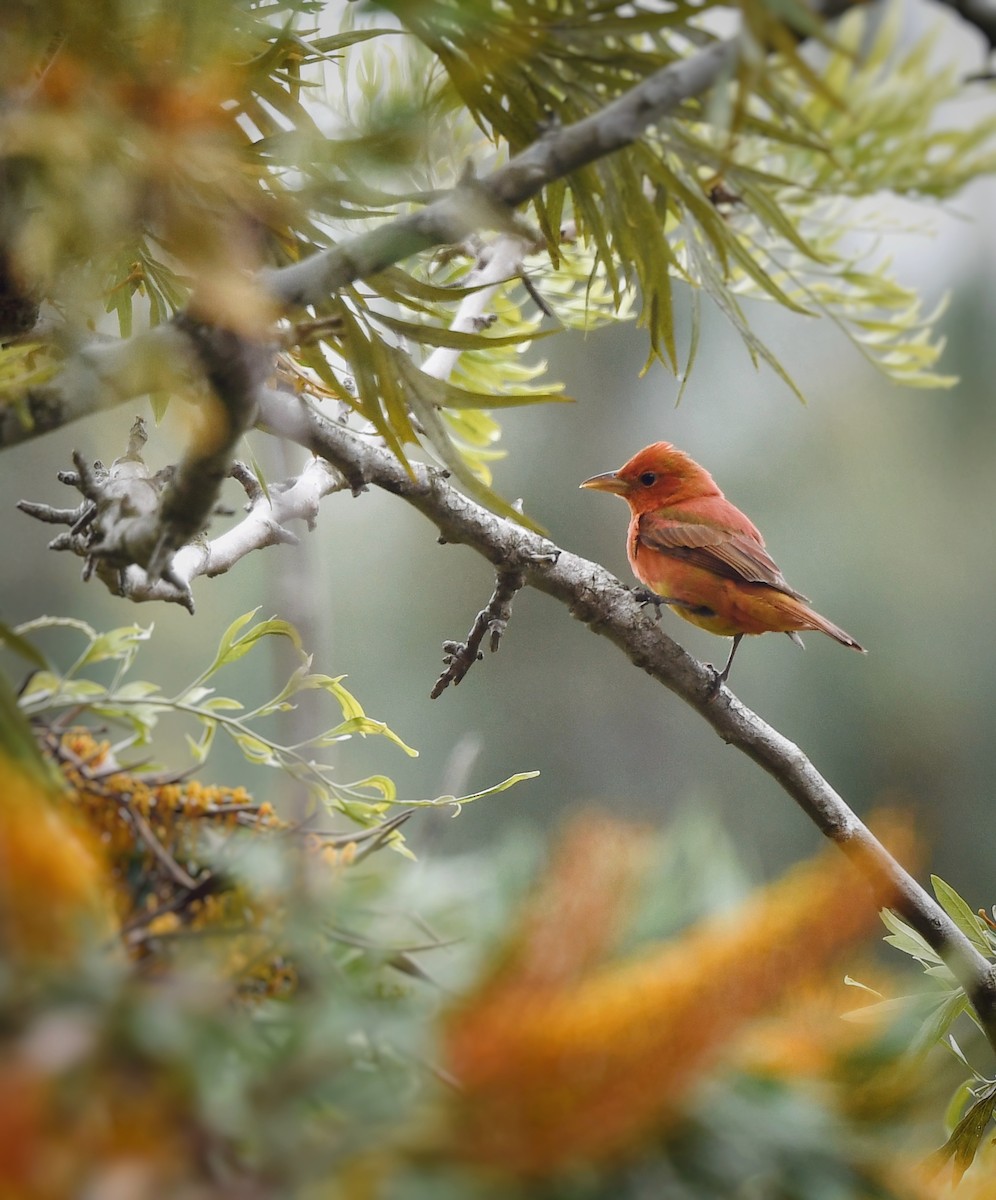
[638,471,657,487]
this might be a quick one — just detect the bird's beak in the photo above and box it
[579,470,629,495]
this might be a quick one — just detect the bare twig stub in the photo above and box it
[431,568,527,698]
[18,418,191,598]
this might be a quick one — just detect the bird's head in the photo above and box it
[580,442,718,510]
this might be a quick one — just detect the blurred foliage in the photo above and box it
[380,0,995,394]
[441,813,902,1174]
[0,709,989,1198]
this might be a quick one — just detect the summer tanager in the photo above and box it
[581,442,865,690]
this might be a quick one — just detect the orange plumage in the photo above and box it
[581,442,865,689]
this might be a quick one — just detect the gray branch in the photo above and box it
[20,441,344,610]
[0,323,198,450]
[0,25,748,451]
[430,566,528,699]
[259,38,740,310]
[8,321,268,586]
[259,385,996,1057]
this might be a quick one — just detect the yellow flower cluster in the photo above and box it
[445,817,901,1176]
[44,730,305,998]
[57,729,275,921]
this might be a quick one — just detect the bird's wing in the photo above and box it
[635,514,809,601]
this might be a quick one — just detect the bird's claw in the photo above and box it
[631,585,666,612]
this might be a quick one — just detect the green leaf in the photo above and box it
[842,994,922,1024]
[880,908,943,965]
[58,679,111,702]
[322,676,365,722]
[77,623,154,669]
[405,366,569,411]
[675,285,701,405]
[906,990,968,1059]
[0,669,62,792]
[944,1080,978,1132]
[185,722,216,764]
[410,770,539,813]
[925,1080,996,1185]
[321,716,419,757]
[399,356,545,531]
[203,611,304,678]
[201,696,245,713]
[231,731,281,766]
[114,680,162,701]
[931,875,993,956]
[369,310,551,351]
[16,670,63,708]
[339,774,398,804]
[308,28,401,56]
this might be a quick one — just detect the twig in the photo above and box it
[46,729,206,896]
[288,809,415,848]
[123,804,199,891]
[120,872,220,943]
[431,567,526,698]
[421,233,535,384]
[350,811,414,862]
[260,40,743,310]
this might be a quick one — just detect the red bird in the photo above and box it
[581,442,865,691]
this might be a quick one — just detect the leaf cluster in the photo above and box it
[8,609,534,833]
[859,876,996,1184]
[381,0,993,396]
[4,0,993,524]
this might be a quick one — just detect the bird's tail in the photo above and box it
[801,605,866,653]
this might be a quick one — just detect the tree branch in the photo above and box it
[109,453,345,608]
[149,317,270,581]
[0,28,746,451]
[259,38,740,310]
[0,323,197,450]
[258,386,996,1057]
[19,436,345,610]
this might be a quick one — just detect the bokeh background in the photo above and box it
[3,27,995,900]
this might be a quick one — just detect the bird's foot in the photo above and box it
[632,588,697,617]
[704,634,743,702]
[631,586,668,616]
